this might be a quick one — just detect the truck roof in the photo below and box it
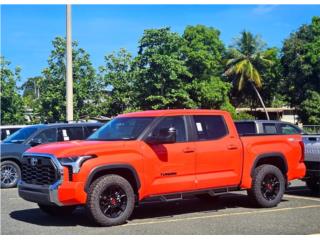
[17,122,103,130]
[118,109,227,117]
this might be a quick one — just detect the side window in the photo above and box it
[32,128,57,143]
[151,116,187,142]
[193,115,228,141]
[279,123,300,134]
[84,126,100,138]
[263,123,277,134]
[58,127,84,141]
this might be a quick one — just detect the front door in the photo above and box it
[141,116,196,196]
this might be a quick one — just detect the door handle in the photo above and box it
[183,147,195,153]
[227,144,238,150]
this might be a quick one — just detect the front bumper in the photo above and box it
[18,180,62,206]
[18,153,87,206]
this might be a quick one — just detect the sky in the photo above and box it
[1,4,320,84]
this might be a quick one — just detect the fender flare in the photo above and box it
[250,152,288,177]
[84,164,141,192]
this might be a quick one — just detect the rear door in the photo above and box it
[191,115,242,189]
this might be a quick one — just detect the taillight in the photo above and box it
[299,140,305,163]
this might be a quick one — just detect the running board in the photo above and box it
[146,186,240,202]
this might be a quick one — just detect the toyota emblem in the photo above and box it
[30,157,38,166]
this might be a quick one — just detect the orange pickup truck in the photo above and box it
[18,110,306,226]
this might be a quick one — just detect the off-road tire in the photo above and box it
[306,178,320,193]
[38,204,77,216]
[86,174,135,226]
[1,160,21,188]
[247,164,285,208]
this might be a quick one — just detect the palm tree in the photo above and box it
[225,31,273,120]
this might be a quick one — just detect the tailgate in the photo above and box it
[303,135,320,162]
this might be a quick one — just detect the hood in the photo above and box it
[0,142,30,159]
[26,140,127,158]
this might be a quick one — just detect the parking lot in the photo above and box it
[1,180,320,235]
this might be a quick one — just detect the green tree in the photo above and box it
[133,28,194,110]
[39,37,103,122]
[281,16,320,120]
[259,48,287,107]
[21,76,42,122]
[225,31,274,119]
[299,90,320,125]
[182,25,232,109]
[99,49,138,116]
[0,56,25,125]
[182,25,225,79]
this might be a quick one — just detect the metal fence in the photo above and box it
[302,125,320,134]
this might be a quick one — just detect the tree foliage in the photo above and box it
[133,28,194,110]
[2,17,320,125]
[0,57,25,125]
[99,48,137,116]
[299,90,320,124]
[38,37,103,122]
[281,16,320,108]
[225,31,275,119]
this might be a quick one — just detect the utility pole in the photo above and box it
[66,4,73,122]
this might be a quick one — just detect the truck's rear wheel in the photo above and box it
[38,204,76,216]
[86,174,135,226]
[306,178,320,193]
[247,164,285,208]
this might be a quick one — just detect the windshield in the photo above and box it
[3,127,38,144]
[88,117,155,141]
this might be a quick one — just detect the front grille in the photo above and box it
[304,161,320,171]
[21,156,59,185]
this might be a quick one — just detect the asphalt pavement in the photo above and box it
[1,180,320,234]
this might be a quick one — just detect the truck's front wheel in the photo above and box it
[86,174,135,226]
[1,160,21,188]
[248,164,285,208]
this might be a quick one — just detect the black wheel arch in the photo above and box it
[85,164,141,194]
[1,157,22,167]
[251,153,288,177]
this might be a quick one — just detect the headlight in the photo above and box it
[58,155,96,173]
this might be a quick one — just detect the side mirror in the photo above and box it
[29,138,42,147]
[146,127,176,144]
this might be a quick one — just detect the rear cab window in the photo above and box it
[192,115,228,141]
[235,122,257,135]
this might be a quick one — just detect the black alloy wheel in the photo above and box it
[261,174,280,201]
[99,185,128,218]
[1,161,21,188]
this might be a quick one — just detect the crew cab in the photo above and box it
[18,110,305,226]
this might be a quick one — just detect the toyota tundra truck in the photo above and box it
[18,110,306,226]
